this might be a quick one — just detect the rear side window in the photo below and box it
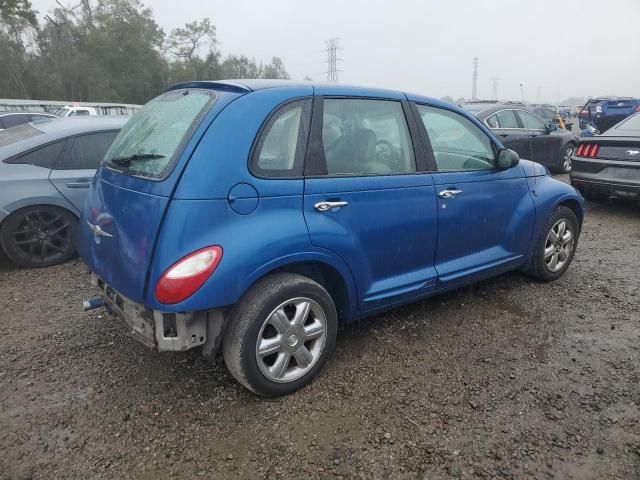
[487,110,520,129]
[251,99,311,177]
[417,105,495,171]
[8,140,66,168]
[103,89,215,179]
[55,131,119,170]
[517,110,546,130]
[320,98,416,176]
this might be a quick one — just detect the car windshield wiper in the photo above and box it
[109,153,165,166]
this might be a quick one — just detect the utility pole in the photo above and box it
[471,57,479,100]
[490,78,499,101]
[325,38,341,83]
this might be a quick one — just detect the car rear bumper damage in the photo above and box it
[87,273,226,355]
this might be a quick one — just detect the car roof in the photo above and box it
[0,116,128,160]
[168,79,468,117]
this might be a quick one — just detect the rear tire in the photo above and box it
[223,273,338,396]
[528,206,579,282]
[0,205,77,268]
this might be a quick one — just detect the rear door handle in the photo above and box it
[314,200,348,212]
[66,181,91,189]
[438,189,463,199]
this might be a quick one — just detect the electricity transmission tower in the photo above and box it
[490,78,499,100]
[325,38,341,82]
[471,57,479,100]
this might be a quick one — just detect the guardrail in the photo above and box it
[0,98,142,116]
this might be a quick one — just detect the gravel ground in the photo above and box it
[1,181,639,480]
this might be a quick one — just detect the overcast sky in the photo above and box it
[31,0,640,103]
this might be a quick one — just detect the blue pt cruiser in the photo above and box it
[78,80,585,396]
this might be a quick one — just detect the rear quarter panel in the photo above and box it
[145,197,357,317]
[0,163,77,223]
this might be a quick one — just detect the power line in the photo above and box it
[471,57,479,100]
[325,38,341,83]
[490,77,499,100]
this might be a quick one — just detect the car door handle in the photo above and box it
[314,200,348,212]
[438,189,463,199]
[66,181,91,188]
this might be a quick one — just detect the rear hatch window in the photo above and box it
[0,124,44,148]
[102,89,215,180]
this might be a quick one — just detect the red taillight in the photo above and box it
[155,246,223,304]
[579,110,589,118]
[576,143,599,158]
[635,105,640,112]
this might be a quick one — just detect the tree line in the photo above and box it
[0,0,290,104]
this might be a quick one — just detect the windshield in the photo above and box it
[53,107,70,116]
[102,89,215,179]
[0,124,44,148]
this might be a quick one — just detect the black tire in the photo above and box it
[528,206,579,282]
[0,205,77,268]
[223,272,338,397]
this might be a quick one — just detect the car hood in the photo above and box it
[520,159,548,177]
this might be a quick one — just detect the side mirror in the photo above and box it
[547,122,557,132]
[498,149,519,169]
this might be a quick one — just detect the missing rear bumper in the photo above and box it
[89,274,226,354]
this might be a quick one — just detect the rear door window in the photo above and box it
[55,131,119,170]
[489,110,520,128]
[319,98,416,176]
[103,89,215,179]
[517,110,546,130]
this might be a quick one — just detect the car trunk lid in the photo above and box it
[76,85,248,303]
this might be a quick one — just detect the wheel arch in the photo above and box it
[244,253,358,323]
[557,197,584,228]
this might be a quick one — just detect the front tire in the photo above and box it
[0,205,77,268]
[223,273,338,396]
[529,206,579,282]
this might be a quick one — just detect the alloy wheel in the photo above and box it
[256,297,327,383]
[563,146,574,172]
[544,219,574,273]
[10,209,73,264]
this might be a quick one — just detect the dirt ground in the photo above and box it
[1,179,639,480]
